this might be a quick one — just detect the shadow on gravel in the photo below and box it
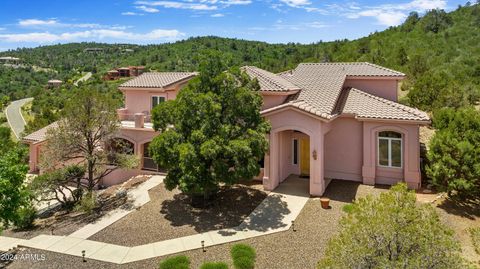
[323,180,360,203]
[160,185,269,233]
[437,198,480,220]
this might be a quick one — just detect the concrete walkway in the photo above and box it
[0,177,309,264]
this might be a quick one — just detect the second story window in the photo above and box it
[152,96,165,109]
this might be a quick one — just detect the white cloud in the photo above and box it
[211,13,225,17]
[18,19,58,26]
[305,21,329,28]
[16,18,131,30]
[344,0,446,26]
[220,0,251,5]
[135,1,218,10]
[121,11,144,16]
[279,0,310,8]
[135,5,160,13]
[0,29,184,43]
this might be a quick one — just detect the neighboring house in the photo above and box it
[47,79,63,88]
[23,63,430,195]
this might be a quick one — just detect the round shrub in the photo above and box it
[13,204,36,229]
[199,261,229,269]
[231,244,256,269]
[233,257,254,269]
[158,255,190,269]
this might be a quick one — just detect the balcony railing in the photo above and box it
[117,108,153,128]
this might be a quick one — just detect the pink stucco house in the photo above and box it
[24,62,430,196]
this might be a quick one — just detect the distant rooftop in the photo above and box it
[119,72,197,89]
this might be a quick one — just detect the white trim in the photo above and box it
[377,133,402,168]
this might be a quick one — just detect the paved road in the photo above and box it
[5,97,33,138]
[74,72,92,86]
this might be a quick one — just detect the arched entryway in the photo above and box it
[263,125,326,196]
[141,142,159,171]
[105,137,135,164]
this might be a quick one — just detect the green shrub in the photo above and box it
[75,192,97,214]
[158,255,190,269]
[317,183,466,268]
[469,227,480,254]
[231,244,256,269]
[13,204,36,229]
[199,261,229,269]
[342,203,353,213]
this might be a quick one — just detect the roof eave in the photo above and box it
[260,89,301,95]
[355,117,431,125]
[261,104,331,122]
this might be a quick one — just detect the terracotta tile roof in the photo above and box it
[340,88,430,122]
[265,62,427,123]
[23,122,58,143]
[119,72,197,88]
[242,66,301,92]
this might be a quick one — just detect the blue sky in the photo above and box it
[0,0,466,51]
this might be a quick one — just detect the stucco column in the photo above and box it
[309,123,324,196]
[264,132,279,191]
[404,126,421,189]
[29,143,38,173]
[362,122,376,185]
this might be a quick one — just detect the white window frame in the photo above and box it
[292,138,298,165]
[377,133,403,168]
[151,96,165,109]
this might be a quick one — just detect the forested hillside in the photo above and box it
[0,4,478,134]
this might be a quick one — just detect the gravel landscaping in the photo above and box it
[88,181,268,246]
[2,176,150,240]
[435,198,480,264]
[5,180,389,269]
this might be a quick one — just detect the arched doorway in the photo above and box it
[142,142,159,171]
[105,137,135,164]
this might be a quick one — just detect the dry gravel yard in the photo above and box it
[2,176,149,240]
[4,180,389,269]
[88,181,268,246]
[436,198,480,265]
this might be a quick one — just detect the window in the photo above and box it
[151,96,165,109]
[292,139,298,165]
[378,131,402,168]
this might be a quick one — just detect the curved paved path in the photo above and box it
[74,72,92,86]
[0,176,309,264]
[5,97,33,138]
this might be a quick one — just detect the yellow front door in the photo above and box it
[300,138,310,176]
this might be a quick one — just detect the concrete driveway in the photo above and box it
[5,97,33,138]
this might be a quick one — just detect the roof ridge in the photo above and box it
[350,88,428,119]
[362,62,405,76]
[243,66,300,91]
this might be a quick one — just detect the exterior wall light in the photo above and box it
[312,150,317,160]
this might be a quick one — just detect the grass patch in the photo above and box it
[469,227,480,254]
[342,203,354,213]
[231,244,256,269]
[158,255,190,269]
